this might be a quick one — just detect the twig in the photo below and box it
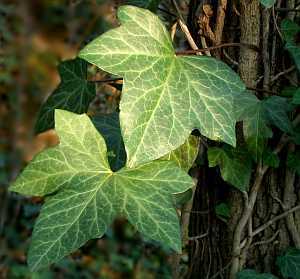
[251,205,300,237]
[251,230,280,247]
[176,43,260,55]
[214,0,227,46]
[275,7,300,12]
[271,66,295,83]
[172,0,200,53]
[157,7,177,18]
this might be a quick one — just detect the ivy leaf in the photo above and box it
[237,269,278,279]
[281,19,300,43]
[286,42,300,72]
[264,96,293,133]
[262,149,280,168]
[287,151,300,175]
[207,146,252,191]
[10,110,193,271]
[260,0,276,8]
[35,58,96,134]
[160,135,199,172]
[235,92,272,161]
[215,203,230,222]
[292,88,300,104]
[79,5,245,168]
[92,113,127,171]
[125,0,161,11]
[276,248,300,279]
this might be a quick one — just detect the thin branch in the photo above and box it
[251,205,300,237]
[275,7,300,12]
[271,66,296,83]
[157,7,177,18]
[175,43,260,55]
[251,230,280,247]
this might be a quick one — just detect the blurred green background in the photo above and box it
[0,1,174,278]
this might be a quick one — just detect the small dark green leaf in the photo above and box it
[235,92,272,161]
[292,88,300,104]
[281,86,298,97]
[262,149,280,168]
[237,269,278,279]
[215,203,230,221]
[287,151,300,175]
[35,58,96,134]
[92,113,126,171]
[207,146,252,191]
[276,248,300,279]
[281,19,300,43]
[285,42,300,72]
[263,96,293,134]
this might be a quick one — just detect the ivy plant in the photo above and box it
[10,4,298,274]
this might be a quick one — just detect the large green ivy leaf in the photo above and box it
[10,110,193,271]
[276,248,300,279]
[237,269,278,279]
[35,59,96,134]
[235,92,272,161]
[79,5,245,168]
[92,113,127,171]
[207,146,252,191]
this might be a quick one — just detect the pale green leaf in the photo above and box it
[263,96,293,133]
[235,92,272,161]
[10,110,110,196]
[237,269,278,279]
[276,248,300,279]
[207,146,252,191]
[10,110,193,271]
[92,112,127,171]
[160,135,199,172]
[79,5,245,168]
[260,0,276,8]
[35,59,96,134]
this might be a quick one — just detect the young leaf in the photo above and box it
[237,269,278,279]
[10,110,193,271]
[263,96,293,134]
[262,149,280,168]
[35,58,96,134]
[276,248,300,279]
[207,146,252,191]
[260,0,276,8]
[235,92,272,161]
[79,5,245,168]
[160,135,199,172]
